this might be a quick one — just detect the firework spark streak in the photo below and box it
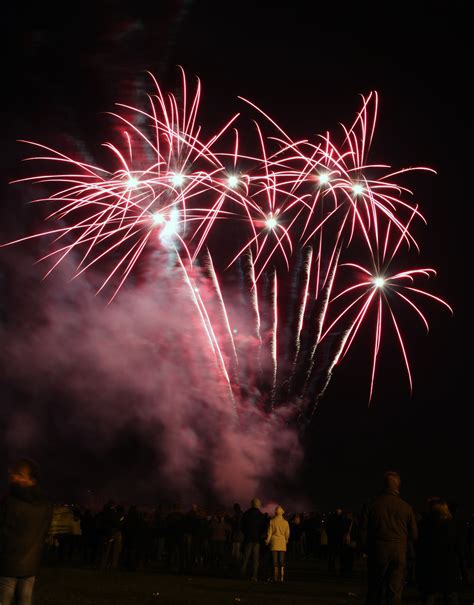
[207,250,239,377]
[303,244,342,397]
[3,71,451,411]
[289,245,313,389]
[271,268,278,407]
[177,254,237,414]
[248,248,262,347]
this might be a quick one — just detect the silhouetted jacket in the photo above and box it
[326,512,346,548]
[0,484,52,577]
[241,507,267,542]
[364,488,417,548]
[416,516,463,594]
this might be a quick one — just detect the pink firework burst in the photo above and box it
[2,71,451,406]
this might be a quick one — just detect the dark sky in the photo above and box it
[0,2,470,512]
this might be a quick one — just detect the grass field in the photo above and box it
[33,562,474,605]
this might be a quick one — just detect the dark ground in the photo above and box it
[34,562,474,605]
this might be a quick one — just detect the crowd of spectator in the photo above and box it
[1,460,474,605]
[45,500,367,574]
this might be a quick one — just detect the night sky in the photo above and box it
[0,2,470,512]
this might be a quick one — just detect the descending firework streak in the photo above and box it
[4,69,452,414]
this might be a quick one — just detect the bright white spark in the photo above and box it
[127,176,139,189]
[160,207,180,246]
[318,173,330,185]
[266,216,278,230]
[171,173,185,187]
[374,276,386,288]
[151,212,165,226]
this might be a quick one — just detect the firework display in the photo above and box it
[4,70,452,411]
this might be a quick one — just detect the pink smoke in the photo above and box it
[0,247,302,505]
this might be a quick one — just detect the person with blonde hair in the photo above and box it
[266,505,290,582]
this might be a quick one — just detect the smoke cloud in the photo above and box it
[0,246,303,507]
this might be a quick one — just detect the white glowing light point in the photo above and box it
[266,217,278,230]
[152,212,165,226]
[374,277,386,288]
[352,183,364,195]
[227,175,239,188]
[318,173,330,184]
[160,207,179,245]
[171,173,184,187]
[127,176,139,189]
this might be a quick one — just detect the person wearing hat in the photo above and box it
[266,505,290,582]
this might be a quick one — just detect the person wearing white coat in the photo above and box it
[266,506,290,582]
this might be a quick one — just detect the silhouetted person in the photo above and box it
[467,514,474,568]
[446,500,468,582]
[363,471,417,605]
[193,508,210,569]
[266,505,290,582]
[122,506,144,571]
[150,505,166,563]
[0,458,52,605]
[183,504,201,571]
[327,507,345,571]
[304,511,322,558]
[97,501,123,570]
[80,508,98,566]
[209,512,230,568]
[289,513,305,560]
[230,503,244,562]
[240,498,267,581]
[52,505,81,563]
[166,504,185,572]
[341,511,357,577]
[417,499,464,605]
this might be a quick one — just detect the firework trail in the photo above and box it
[303,244,341,397]
[177,253,237,414]
[206,249,239,378]
[247,248,262,347]
[271,268,278,407]
[295,247,313,356]
[3,71,451,412]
